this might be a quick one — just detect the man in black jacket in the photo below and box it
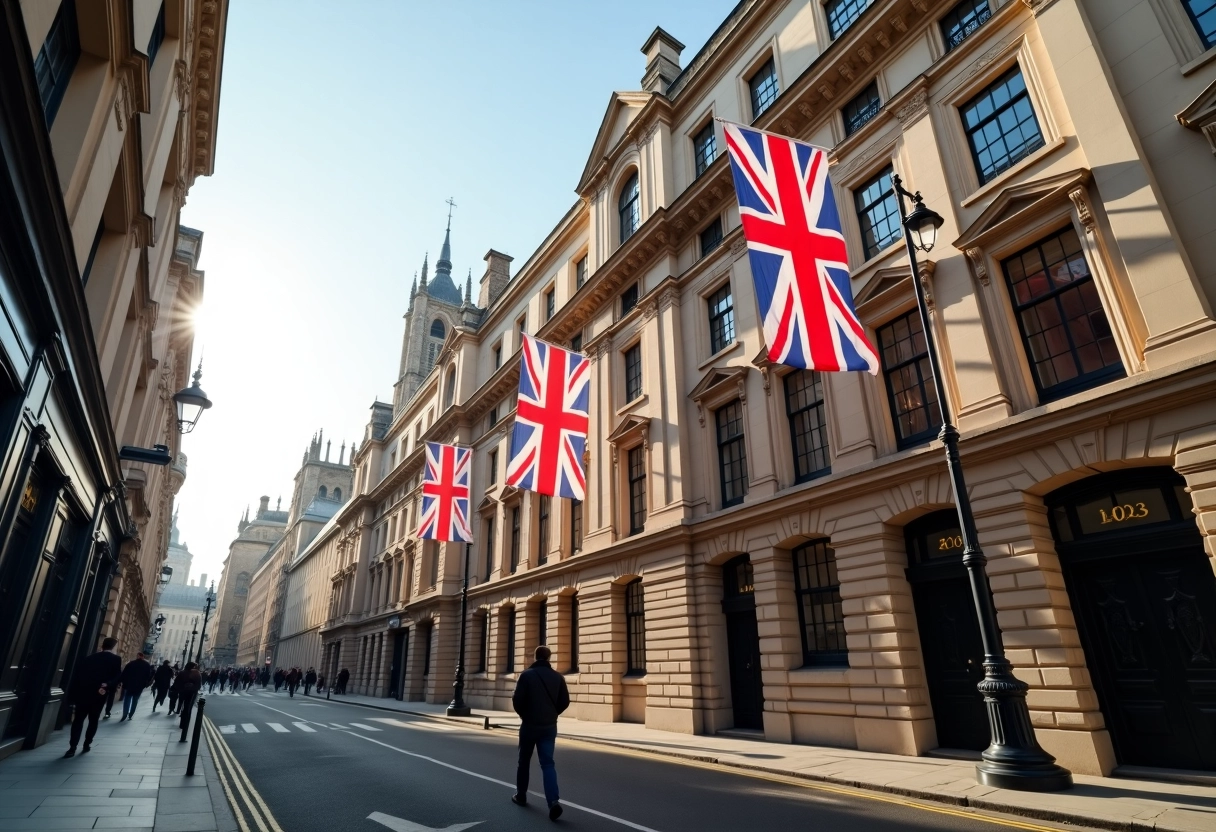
[151,660,173,712]
[64,637,122,757]
[119,652,152,721]
[511,645,570,821]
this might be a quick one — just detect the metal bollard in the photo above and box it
[186,698,205,776]
[178,696,194,742]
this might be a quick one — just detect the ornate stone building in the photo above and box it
[298,0,1215,777]
[149,511,209,665]
[208,497,286,666]
[0,0,225,756]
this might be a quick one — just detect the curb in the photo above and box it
[302,691,507,730]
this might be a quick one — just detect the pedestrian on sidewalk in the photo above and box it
[316,673,326,693]
[510,645,570,821]
[64,637,122,757]
[273,667,284,692]
[304,667,317,695]
[167,665,181,715]
[151,660,172,712]
[118,651,151,721]
[286,667,300,697]
[336,667,349,694]
[177,661,202,729]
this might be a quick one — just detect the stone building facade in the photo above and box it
[297,0,1215,777]
[208,497,286,666]
[0,0,224,757]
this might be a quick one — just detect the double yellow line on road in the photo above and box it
[203,717,286,832]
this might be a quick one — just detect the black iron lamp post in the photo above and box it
[173,362,213,435]
[183,615,198,667]
[447,542,473,717]
[196,581,215,666]
[891,174,1072,792]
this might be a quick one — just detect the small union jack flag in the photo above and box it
[506,334,590,500]
[416,442,472,543]
[723,122,880,374]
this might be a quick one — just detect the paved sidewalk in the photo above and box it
[0,704,236,832]
[314,690,1216,832]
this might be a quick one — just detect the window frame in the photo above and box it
[707,282,735,355]
[825,0,873,39]
[477,613,489,673]
[544,286,555,322]
[748,56,780,120]
[538,600,548,647]
[627,445,646,536]
[509,506,521,572]
[854,165,901,262]
[693,120,717,178]
[483,516,495,581]
[715,399,749,509]
[1184,0,1216,49]
[960,65,1046,186]
[575,255,588,290]
[784,370,832,483]
[620,282,640,317]
[537,495,550,564]
[34,0,81,127]
[569,594,580,673]
[505,608,517,673]
[699,216,724,258]
[570,498,583,553]
[624,343,643,403]
[147,1,167,67]
[939,0,992,53]
[791,539,848,667]
[624,579,646,675]
[842,80,882,137]
[878,309,942,449]
[618,172,641,243]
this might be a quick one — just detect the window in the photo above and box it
[489,449,498,485]
[570,333,583,353]
[517,314,527,338]
[430,319,446,339]
[625,579,646,675]
[318,485,328,500]
[506,609,517,673]
[826,0,872,38]
[792,540,847,666]
[619,172,641,243]
[624,344,643,402]
[961,67,1045,185]
[693,122,717,178]
[488,405,499,428]
[538,601,548,646]
[699,217,724,257]
[575,255,588,290]
[484,517,495,581]
[510,506,521,572]
[81,219,104,286]
[1003,226,1124,400]
[620,282,639,316]
[628,446,646,535]
[444,367,456,408]
[333,487,341,501]
[537,495,550,564]
[940,0,991,52]
[785,370,831,482]
[544,287,555,322]
[855,166,900,261]
[843,81,882,136]
[1184,0,1216,48]
[879,310,941,448]
[716,400,748,508]
[748,57,779,119]
[707,284,735,354]
[569,594,579,672]
[478,614,489,673]
[493,343,502,369]
[570,499,583,552]
[34,0,80,127]
[147,1,166,66]
[429,543,439,587]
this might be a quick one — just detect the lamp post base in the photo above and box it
[974,663,1073,791]
[445,705,472,717]
[976,761,1074,792]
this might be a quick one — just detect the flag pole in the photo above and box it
[891,174,1071,791]
[446,540,473,717]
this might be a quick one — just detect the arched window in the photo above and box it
[318,485,328,500]
[430,319,446,339]
[444,367,457,408]
[333,487,342,502]
[618,172,640,244]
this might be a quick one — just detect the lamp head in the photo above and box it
[173,362,213,434]
[903,198,945,253]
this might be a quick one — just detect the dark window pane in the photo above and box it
[510,507,521,572]
[941,0,992,52]
[537,496,550,564]
[34,0,81,127]
[693,122,717,178]
[147,1,166,67]
[628,446,646,535]
[575,256,588,289]
[843,81,882,136]
[625,580,646,674]
[961,67,1045,184]
[854,166,900,260]
[570,499,583,552]
[792,540,848,666]
[716,400,748,508]
[707,283,735,354]
[826,0,873,38]
[569,594,580,672]
[879,310,941,448]
[624,344,643,402]
[785,370,831,482]
[506,609,516,672]
[1001,226,1124,401]
[1185,0,1216,48]
[619,173,640,243]
[620,282,639,316]
[749,57,780,118]
[700,217,724,257]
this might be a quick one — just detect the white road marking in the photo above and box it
[267,722,289,733]
[250,700,330,729]
[219,724,236,734]
[292,722,316,732]
[369,717,457,732]
[367,811,481,832]
[241,723,259,733]
[348,722,381,731]
[346,732,664,832]
[331,723,348,729]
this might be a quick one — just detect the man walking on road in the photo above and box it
[118,651,151,721]
[336,667,349,694]
[304,667,317,695]
[151,660,173,712]
[511,645,569,821]
[64,637,121,757]
[286,667,300,697]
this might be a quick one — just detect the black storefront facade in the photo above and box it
[0,4,136,759]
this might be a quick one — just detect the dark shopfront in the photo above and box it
[0,7,131,759]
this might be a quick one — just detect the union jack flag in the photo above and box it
[506,334,590,500]
[723,122,880,374]
[417,442,472,543]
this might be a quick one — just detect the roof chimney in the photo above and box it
[199,572,207,587]
[258,495,270,517]
[479,249,513,308]
[641,27,685,94]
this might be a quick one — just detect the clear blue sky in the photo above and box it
[176,0,739,586]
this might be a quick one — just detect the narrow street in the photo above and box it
[201,690,1066,832]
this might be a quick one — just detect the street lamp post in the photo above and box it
[891,174,1072,792]
[183,616,198,667]
[196,582,215,667]
[446,542,473,717]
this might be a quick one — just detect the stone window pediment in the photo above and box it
[607,414,650,454]
[1177,78,1216,155]
[477,494,497,514]
[953,168,1092,254]
[689,365,748,426]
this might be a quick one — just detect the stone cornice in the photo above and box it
[187,0,227,182]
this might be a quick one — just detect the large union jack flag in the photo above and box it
[417,442,472,543]
[723,122,880,374]
[506,334,590,500]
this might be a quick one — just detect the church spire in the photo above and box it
[465,269,472,304]
[420,254,429,288]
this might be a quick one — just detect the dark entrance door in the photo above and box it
[722,555,764,730]
[388,629,407,701]
[906,511,989,751]
[1049,469,1216,771]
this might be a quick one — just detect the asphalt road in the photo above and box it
[198,688,1063,832]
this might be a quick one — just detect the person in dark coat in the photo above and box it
[167,664,182,715]
[176,662,202,729]
[273,668,284,692]
[303,667,317,695]
[286,667,300,697]
[151,660,173,712]
[336,667,350,695]
[64,637,122,757]
[510,645,570,820]
[118,652,152,721]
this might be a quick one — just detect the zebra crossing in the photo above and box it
[216,717,458,736]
